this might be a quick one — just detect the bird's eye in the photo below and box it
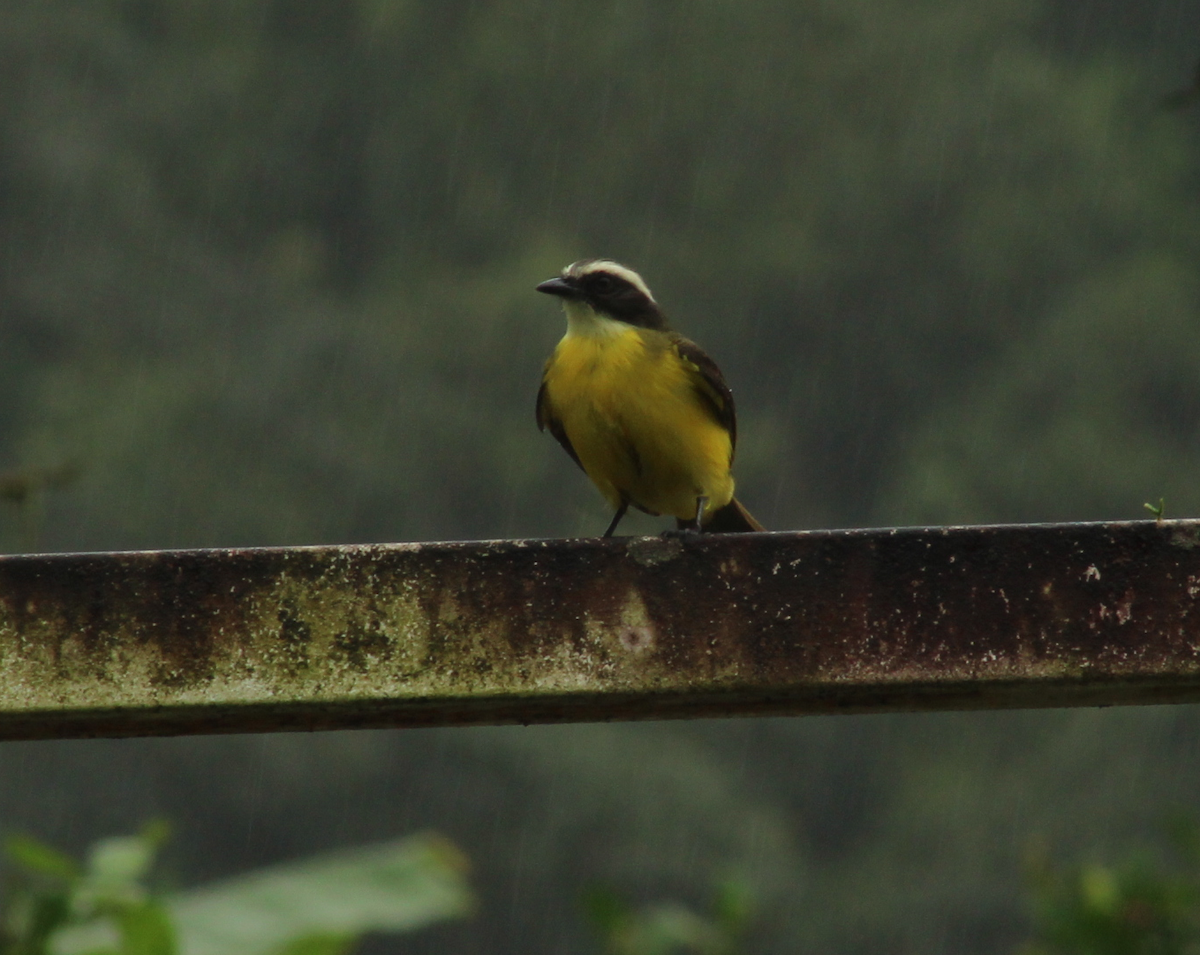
[590,274,615,293]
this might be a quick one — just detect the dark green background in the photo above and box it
[2,1,1199,951]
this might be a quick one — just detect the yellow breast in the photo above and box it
[541,316,734,522]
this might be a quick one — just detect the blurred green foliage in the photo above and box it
[584,880,753,955]
[1019,819,1200,955]
[0,824,470,955]
[2,822,175,955]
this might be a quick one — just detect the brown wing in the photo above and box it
[536,377,584,471]
[671,334,738,459]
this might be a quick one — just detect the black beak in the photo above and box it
[536,276,581,299]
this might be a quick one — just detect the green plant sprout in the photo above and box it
[583,879,753,955]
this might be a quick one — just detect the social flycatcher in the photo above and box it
[536,259,763,537]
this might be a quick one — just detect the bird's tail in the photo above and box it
[692,497,764,533]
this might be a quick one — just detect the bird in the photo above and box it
[536,259,763,537]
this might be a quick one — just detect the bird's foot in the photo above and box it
[660,496,708,537]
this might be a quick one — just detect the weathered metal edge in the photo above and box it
[0,677,1196,742]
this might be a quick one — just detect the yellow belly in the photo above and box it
[542,327,734,522]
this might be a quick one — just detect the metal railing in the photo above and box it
[0,520,1197,740]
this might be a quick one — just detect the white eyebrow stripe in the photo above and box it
[568,259,657,303]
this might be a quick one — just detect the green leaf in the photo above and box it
[71,822,170,919]
[710,880,753,933]
[618,903,727,955]
[85,825,166,889]
[7,837,81,882]
[116,903,176,955]
[5,892,75,955]
[167,832,471,955]
[51,832,469,955]
[582,886,631,937]
[46,923,121,955]
[267,933,358,955]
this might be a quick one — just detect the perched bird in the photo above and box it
[536,259,763,537]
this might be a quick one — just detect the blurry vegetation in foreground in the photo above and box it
[592,824,1200,955]
[584,880,753,955]
[1020,817,1200,955]
[0,822,747,955]
[0,824,471,955]
[11,819,1200,955]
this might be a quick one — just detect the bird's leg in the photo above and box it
[603,498,630,538]
[662,496,708,537]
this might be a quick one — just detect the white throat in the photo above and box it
[562,300,629,339]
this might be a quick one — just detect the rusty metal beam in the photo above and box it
[0,520,1199,740]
